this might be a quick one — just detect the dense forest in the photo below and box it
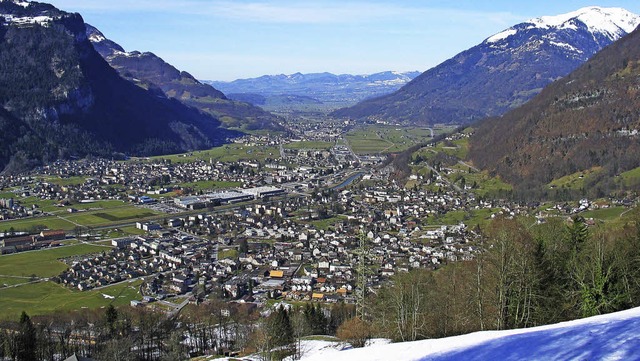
[2,211,640,360]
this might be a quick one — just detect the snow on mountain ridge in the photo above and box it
[0,0,60,25]
[1,13,53,25]
[88,32,106,43]
[486,29,517,43]
[532,6,638,33]
[485,6,639,44]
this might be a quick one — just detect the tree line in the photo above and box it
[0,298,355,361]
[362,211,640,342]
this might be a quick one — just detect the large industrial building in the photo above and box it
[241,186,285,199]
[174,187,284,210]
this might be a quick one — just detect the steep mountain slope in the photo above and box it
[86,25,282,131]
[332,7,639,125]
[0,0,236,172]
[207,71,420,110]
[469,24,640,192]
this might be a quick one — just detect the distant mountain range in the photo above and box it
[469,20,640,194]
[206,71,420,111]
[85,25,282,132]
[333,7,640,125]
[0,0,238,173]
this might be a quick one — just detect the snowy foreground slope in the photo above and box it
[299,307,640,361]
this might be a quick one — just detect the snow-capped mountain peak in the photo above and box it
[532,6,638,33]
[486,6,640,44]
[333,6,639,125]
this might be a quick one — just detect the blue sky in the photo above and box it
[44,0,640,81]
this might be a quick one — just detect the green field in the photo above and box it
[447,164,513,197]
[437,138,469,159]
[618,167,640,188]
[549,167,604,190]
[0,190,17,199]
[218,248,239,260]
[346,125,437,155]
[304,216,345,231]
[0,216,77,232]
[119,225,147,236]
[0,198,127,220]
[0,280,142,320]
[283,141,334,150]
[0,244,109,278]
[177,180,242,192]
[581,207,627,221]
[144,144,280,164]
[348,137,393,154]
[40,176,89,187]
[0,204,160,232]
[63,206,159,226]
[0,276,33,287]
[148,180,242,199]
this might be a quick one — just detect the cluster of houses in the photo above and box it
[56,236,216,292]
[54,174,488,307]
[0,195,45,221]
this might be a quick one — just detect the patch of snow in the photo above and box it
[549,41,582,53]
[89,33,106,43]
[617,129,639,137]
[528,6,640,39]
[367,79,409,87]
[283,339,350,361]
[298,307,640,361]
[486,28,518,43]
[1,14,53,25]
[14,1,30,8]
[101,293,115,299]
[113,50,140,58]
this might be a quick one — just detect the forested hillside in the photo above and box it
[0,1,235,173]
[469,25,640,194]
